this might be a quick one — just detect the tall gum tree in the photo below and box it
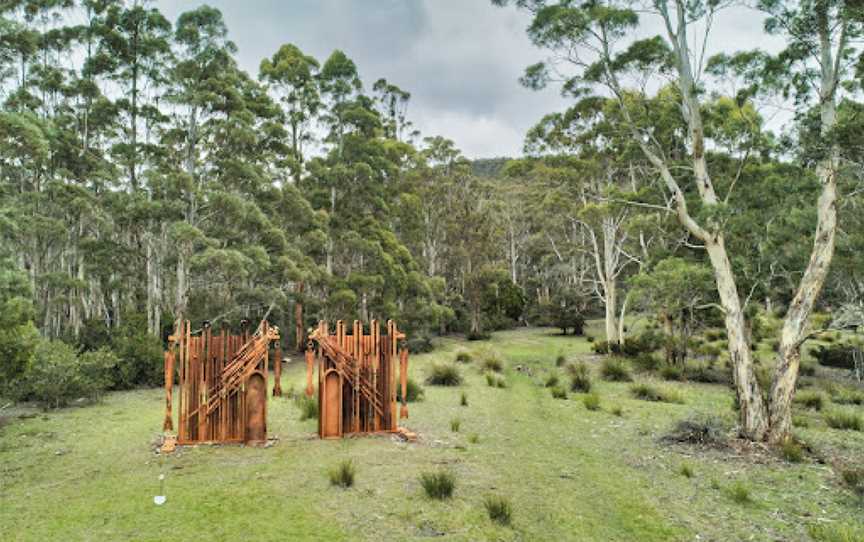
[495,0,858,442]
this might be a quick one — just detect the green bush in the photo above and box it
[426,364,463,386]
[611,405,623,417]
[0,260,39,393]
[111,326,163,389]
[592,334,659,357]
[544,373,560,388]
[831,387,864,406]
[586,335,595,343]
[467,331,491,341]
[659,364,684,381]
[632,353,661,372]
[26,340,114,408]
[811,344,856,370]
[550,385,567,399]
[481,357,503,373]
[483,495,513,526]
[407,336,434,353]
[567,361,592,392]
[630,382,685,404]
[328,460,356,488]
[825,410,863,431]
[420,470,455,499]
[683,363,731,384]
[794,390,826,411]
[555,354,567,367]
[396,377,425,403]
[600,358,633,382]
[582,392,601,411]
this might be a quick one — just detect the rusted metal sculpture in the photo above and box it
[163,319,280,445]
[307,320,409,438]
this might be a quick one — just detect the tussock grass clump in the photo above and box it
[663,414,726,447]
[483,495,513,526]
[481,357,504,373]
[832,387,864,406]
[426,363,463,386]
[295,395,318,420]
[792,415,810,428]
[582,392,601,411]
[420,470,455,500]
[397,377,425,403]
[328,459,356,488]
[825,409,863,431]
[600,358,633,382]
[780,439,804,463]
[567,361,592,392]
[545,373,560,388]
[808,522,864,542]
[555,354,567,367]
[630,382,685,404]
[450,418,461,432]
[632,353,661,373]
[485,373,507,388]
[460,391,468,406]
[679,463,694,478]
[550,385,567,400]
[455,351,473,363]
[839,468,864,499]
[468,433,480,444]
[726,481,752,504]
[794,390,826,411]
[611,405,623,417]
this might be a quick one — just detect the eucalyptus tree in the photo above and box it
[259,43,321,184]
[497,0,860,442]
[372,77,414,141]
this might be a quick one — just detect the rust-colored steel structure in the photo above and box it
[307,320,409,439]
[163,319,280,445]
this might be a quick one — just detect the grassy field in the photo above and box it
[2,323,863,541]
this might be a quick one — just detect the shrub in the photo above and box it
[397,377,425,403]
[77,347,119,402]
[593,335,657,357]
[611,405,623,417]
[800,362,817,377]
[295,395,318,420]
[659,364,684,381]
[545,373,560,388]
[567,361,592,392]
[460,391,468,406]
[825,410,863,431]
[26,340,111,408]
[726,481,752,504]
[663,414,727,446]
[455,351,473,363]
[600,358,633,382]
[630,382,685,404]
[632,353,661,373]
[683,363,731,384]
[679,463,694,478]
[407,336,434,353]
[794,390,826,411]
[780,439,804,463]
[555,354,567,367]
[483,495,513,526]
[426,364,462,386]
[550,386,567,399]
[468,433,480,444]
[420,470,455,499]
[811,344,856,370]
[586,335,595,343]
[111,323,163,388]
[582,392,601,411]
[704,329,726,342]
[328,460,356,488]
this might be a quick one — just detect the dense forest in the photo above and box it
[1,0,864,444]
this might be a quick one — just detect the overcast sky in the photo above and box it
[156,1,784,159]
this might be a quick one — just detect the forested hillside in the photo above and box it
[1,0,864,444]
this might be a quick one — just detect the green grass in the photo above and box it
[1,324,863,541]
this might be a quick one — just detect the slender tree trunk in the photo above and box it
[706,238,769,440]
[294,281,305,352]
[604,278,619,347]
